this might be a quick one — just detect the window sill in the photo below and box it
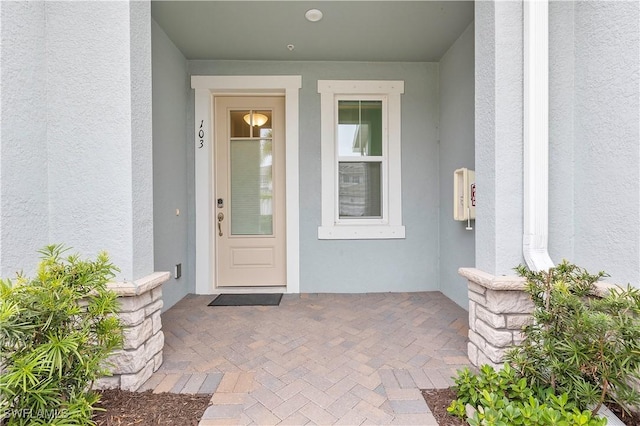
[317,225,406,240]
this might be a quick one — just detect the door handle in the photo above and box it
[217,212,224,237]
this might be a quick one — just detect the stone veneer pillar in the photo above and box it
[458,268,531,369]
[95,272,170,391]
[459,267,619,369]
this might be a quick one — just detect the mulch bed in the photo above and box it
[422,388,466,426]
[93,387,640,425]
[609,404,640,426]
[422,387,640,426]
[93,389,210,425]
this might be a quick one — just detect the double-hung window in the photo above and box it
[318,80,405,239]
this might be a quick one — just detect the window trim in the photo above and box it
[318,80,405,240]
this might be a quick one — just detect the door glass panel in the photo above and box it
[230,110,251,138]
[252,110,272,130]
[338,162,382,218]
[230,139,273,235]
[338,100,382,156]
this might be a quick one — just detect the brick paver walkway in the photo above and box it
[140,292,470,425]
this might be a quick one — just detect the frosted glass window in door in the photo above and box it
[230,139,273,235]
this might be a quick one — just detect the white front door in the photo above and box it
[214,96,286,287]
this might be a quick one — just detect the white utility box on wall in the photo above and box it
[454,168,476,221]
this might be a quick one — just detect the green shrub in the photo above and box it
[447,260,640,424]
[508,261,640,415]
[448,364,607,425]
[0,245,123,425]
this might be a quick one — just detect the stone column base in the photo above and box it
[459,267,619,369]
[95,271,170,391]
[458,268,531,369]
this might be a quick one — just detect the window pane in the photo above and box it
[230,139,273,235]
[339,162,382,218]
[360,101,382,156]
[252,110,272,130]
[230,110,251,138]
[232,110,273,138]
[338,100,382,156]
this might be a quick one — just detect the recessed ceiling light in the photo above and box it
[305,9,323,22]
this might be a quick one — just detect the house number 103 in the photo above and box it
[198,120,204,149]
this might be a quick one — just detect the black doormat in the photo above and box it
[208,293,283,307]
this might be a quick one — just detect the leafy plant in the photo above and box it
[0,245,123,425]
[508,260,640,415]
[448,364,607,425]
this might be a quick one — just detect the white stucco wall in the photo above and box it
[0,1,155,282]
[151,20,190,311]
[549,1,640,286]
[475,1,525,275]
[0,2,49,277]
[439,22,475,308]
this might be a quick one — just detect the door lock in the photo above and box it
[217,212,224,237]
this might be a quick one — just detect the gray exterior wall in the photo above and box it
[438,22,475,309]
[549,1,640,285]
[548,1,576,262]
[188,60,441,293]
[474,1,525,275]
[151,20,192,310]
[473,0,640,288]
[0,2,155,282]
[130,2,155,281]
[0,2,48,277]
[46,2,154,281]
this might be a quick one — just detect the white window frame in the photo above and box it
[318,80,405,239]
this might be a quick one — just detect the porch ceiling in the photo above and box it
[151,1,474,62]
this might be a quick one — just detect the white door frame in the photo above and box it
[191,75,302,294]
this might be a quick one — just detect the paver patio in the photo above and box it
[140,292,470,425]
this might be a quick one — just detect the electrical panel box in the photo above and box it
[454,168,476,221]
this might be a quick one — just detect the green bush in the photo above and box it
[0,245,123,425]
[448,364,607,425]
[447,261,640,424]
[508,261,640,415]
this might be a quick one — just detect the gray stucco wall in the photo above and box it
[152,20,191,310]
[549,1,640,286]
[0,2,48,277]
[131,2,155,281]
[45,2,154,281]
[548,1,576,262]
[438,22,475,309]
[0,2,155,282]
[188,60,441,293]
[573,1,640,286]
[46,2,135,278]
[474,1,525,275]
[474,0,640,287]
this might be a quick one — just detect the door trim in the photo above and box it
[192,75,302,294]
